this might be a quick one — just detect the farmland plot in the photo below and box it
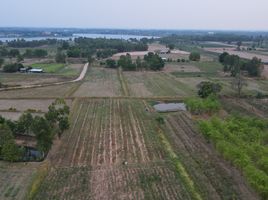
[34,99,200,199]
[73,67,122,97]
[53,99,165,167]
[0,83,79,98]
[0,162,38,200]
[124,72,193,97]
[164,112,258,200]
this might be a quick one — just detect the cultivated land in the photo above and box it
[0,43,267,200]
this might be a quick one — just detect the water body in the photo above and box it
[0,33,155,42]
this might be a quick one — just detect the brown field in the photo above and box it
[0,83,79,98]
[0,73,71,87]
[0,99,72,112]
[0,162,39,200]
[204,47,268,63]
[32,99,257,199]
[163,63,201,73]
[124,71,193,97]
[73,68,122,97]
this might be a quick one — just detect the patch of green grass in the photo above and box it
[194,61,223,74]
[31,63,65,73]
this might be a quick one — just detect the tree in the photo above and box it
[45,99,70,138]
[33,49,48,58]
[167,44,175,50]
[1,140,22,162]
[144,52,165,71]
[58,117,70,138]
[55,51,66,63]
[106,59,117,68]
[223,55,240,76]
[197,81,222,98]
[219,52,229,63]
[8,49,20,58]
[31,116,53,153]
[87,56,95,65]
[245,57,263,77]
[237,41,242,50]
[16,54,24,63]
[118,54,136,71]
[0,57,4,67]
[136,56,142,70]
[232,70,247,97]
[3,63,23,73]
[189,52,201,61]
[17,112,34,135]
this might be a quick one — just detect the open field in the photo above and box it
[0,99,72,112]
[0,83,79,98]
[31,63,83,76]
[0,162,39,200]
[124,71,194,97]
[30,99,258,199]
[0,73,72,86]
[163,63,200,73]
[73,67,122,97]
[204,47,268,63]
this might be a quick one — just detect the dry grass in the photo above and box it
[73,67,122,97]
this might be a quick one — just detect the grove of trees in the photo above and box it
[0,99,70,162]
[107,53,165,71]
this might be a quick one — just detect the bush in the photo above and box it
[185,96,221,115]
[189,52,201,61]
[197,81,222,98]
[3,63,23,73]
[198,116,268,198]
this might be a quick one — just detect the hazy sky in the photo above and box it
[1,0,267,30]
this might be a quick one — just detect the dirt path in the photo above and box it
[0,63,89,92]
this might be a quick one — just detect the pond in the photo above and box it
[154,103,186,112]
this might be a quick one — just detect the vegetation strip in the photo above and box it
[157,128,203,200]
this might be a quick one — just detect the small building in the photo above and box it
[29,68,43,73]
[160,49,169,54]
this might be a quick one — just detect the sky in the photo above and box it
[0,0,268,30]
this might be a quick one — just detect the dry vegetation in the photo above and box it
[73,68,122,97]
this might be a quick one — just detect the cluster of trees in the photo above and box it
[185,95,221,115]
[7,39,58,48]
[185,81,222,114]
[0,99,70,162]
[197,81,222,98]
[219,52,264,77]
[159,33,267,44]
[199,116,268,198]
[2,63,24,72]
[106,53,165,71]
[23,49,48,58]
[189,52,201,61]
[64,37,148,59]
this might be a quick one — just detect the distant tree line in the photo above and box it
[0,99,70,162]
[64,37,148,59]
[158,33,268,44]
[106,52,165,71]
[6,39,59,48]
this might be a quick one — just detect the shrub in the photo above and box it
[189,52,201,61]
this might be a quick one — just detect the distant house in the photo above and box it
[29,68,43,73]
[161,58,167,61]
